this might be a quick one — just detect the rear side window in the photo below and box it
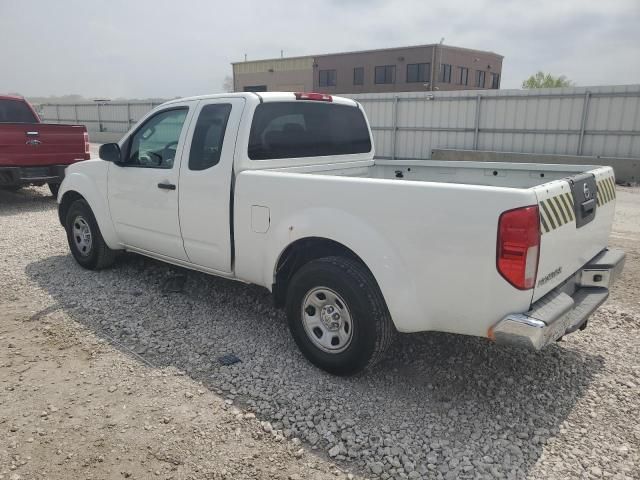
[248,102,371,160]
[189,104,232,170]
[0,99,37,123]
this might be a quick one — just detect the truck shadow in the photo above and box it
[0,186,56,217]
[26,253,604,478]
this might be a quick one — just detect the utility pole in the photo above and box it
[437,37,445,88]
[430,37,444,91]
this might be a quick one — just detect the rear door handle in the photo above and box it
[157,182,176,190]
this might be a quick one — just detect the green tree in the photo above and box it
[522,71,574,89]
[222,75,234,93]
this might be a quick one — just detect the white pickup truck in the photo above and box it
[58,92,625,375]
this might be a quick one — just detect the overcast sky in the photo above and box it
[1,0,639,99]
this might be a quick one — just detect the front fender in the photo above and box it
[263,207,419,332]
[58,161,120,250]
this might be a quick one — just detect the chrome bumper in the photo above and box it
[492,248,625,350]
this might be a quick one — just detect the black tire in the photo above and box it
[0,185,21,192]
[285,256,395,375]
[48,183,60,197]
[65,199,117,270]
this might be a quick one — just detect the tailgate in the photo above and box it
[532,166,616,302]
[0,123,89,167]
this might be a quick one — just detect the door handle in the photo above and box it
[157,182,176,190]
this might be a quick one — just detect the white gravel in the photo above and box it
[1,185,639,479]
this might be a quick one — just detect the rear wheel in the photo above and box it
[285,256,394,375]
[48,183,60,197]
[65,199,116,270]
[0,185,21,192]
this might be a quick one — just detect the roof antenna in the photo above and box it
[244,53,247,62]
[281,50,284,58]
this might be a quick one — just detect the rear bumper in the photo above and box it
[491,248,625,349]
[0,165,67,187]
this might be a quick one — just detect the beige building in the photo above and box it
[232,44,503,94]
[232,56,314,93]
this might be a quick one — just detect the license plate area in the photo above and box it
[568,173,597,228]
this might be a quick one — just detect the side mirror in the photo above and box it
[99,143,122,163]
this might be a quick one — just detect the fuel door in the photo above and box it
[568,173,597,228]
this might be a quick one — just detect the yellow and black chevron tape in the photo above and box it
[539,176,615,234]
[596,176,616,207]
[539,192,575,234]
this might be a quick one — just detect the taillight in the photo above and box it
[497,205,540,290]
[294,92,332,102]
[83,132,90,158]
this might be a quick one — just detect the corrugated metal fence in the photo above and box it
[346,85,640,160]
[37,102,164,141]
[37,85,640,160]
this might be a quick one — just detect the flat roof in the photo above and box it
[232,43,503,65]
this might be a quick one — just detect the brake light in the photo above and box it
[83,132,90,159]
[497,205,540,290]
[294,92,332,102]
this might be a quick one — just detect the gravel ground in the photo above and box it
[1,184,639,480]
[0,301,354,480]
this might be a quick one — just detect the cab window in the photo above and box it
[0,99,38,123]
[125,108,188,168]
[248,102,371,160]
[188,104,232,170]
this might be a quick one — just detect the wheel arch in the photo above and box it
[57,170,120,249]
[58,190,85,226]
[272,237,378,308]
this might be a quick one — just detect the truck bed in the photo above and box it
[236,158,616,335]
[281,159,601,190]
[293,159,616,301]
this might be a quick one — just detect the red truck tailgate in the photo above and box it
[0,123,90,167]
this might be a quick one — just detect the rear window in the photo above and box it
[0,99,37,123]
[248,102,371,160]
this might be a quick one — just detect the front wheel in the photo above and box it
[65,199,116,270]
[285,256,395,375]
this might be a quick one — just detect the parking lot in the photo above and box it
[1,184,638,479]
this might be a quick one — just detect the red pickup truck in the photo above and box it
[0,95,90,196]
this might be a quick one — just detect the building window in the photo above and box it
[353,67,364,85]
[374,65,396,84]
[490,72,500,89]
[319,69,337,87]
[458,67,469,86]
[406,63,430,83]
[439,64,452,83]
[476,70,486,88]
[244,85,267,92]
